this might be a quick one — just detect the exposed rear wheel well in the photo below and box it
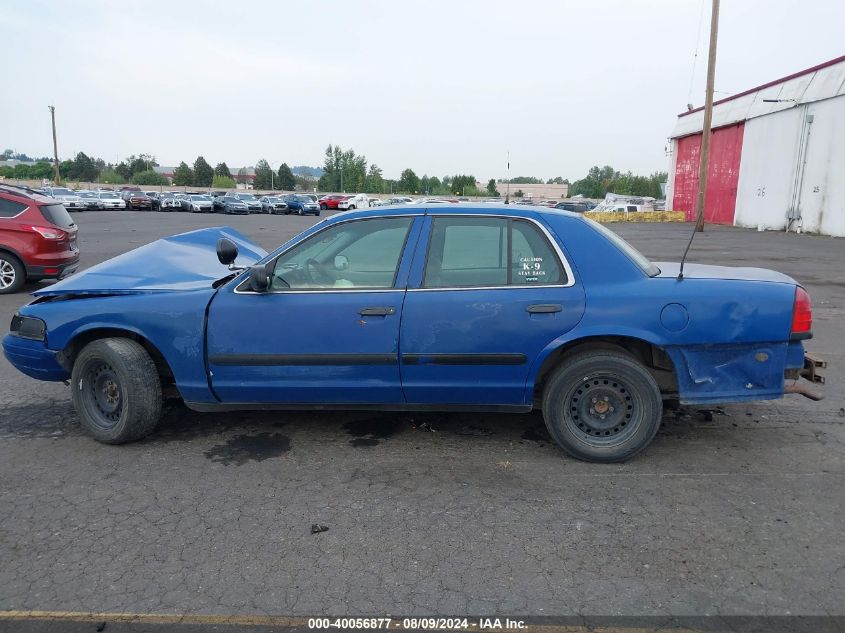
[59,328,174,383]
[533,336,678,407]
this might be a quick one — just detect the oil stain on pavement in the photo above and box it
[343,417,403,447]
[204,432,291,465]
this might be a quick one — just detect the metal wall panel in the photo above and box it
[671,124,745,224]
[734,95,845,236]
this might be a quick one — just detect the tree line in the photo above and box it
[569,165,667,199]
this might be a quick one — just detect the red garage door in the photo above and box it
[672,122,745,224]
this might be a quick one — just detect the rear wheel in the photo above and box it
[542,350,662,463]
[0,253,25,294]
[71,338,162,444]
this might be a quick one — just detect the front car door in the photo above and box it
[206,214,423,404]
[399,212,586,406]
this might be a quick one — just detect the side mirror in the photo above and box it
[249,263,271,292]
[217,238,239,266]
[334,255,349,271]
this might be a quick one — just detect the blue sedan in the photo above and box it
[2,205,819,461]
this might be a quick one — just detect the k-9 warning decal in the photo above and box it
[518,256,545,281]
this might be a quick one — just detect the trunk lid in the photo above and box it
[655,262,798,285]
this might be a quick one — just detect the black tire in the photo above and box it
[541,350,662,463]
[348,205,356,210]
[0,252,25,294]
[297,207,304,215]
[71,338,162,444]
[320,203,327,210]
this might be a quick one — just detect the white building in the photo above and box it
[666,55,845,237]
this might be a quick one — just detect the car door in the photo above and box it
[206,214,423,404]
[400,213,586,406]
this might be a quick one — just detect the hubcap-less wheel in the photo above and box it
[0,259,16,290]
[542,350,662,462]
[565,374,639,445]
[81,360,124,430]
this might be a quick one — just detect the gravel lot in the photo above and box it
[0,211,843,622]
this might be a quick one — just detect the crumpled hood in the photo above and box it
[655,262,798,285]
[34,227,267,296]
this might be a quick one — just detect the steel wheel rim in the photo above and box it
[0,259,16,289]
[563,373,641,446]
[82,360,124,429]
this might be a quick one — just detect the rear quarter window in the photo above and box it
[0,198,28,218]
[38,204,76,229]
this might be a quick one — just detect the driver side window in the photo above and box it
[271,217,413,290]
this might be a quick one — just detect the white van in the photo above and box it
[337,193,370,210]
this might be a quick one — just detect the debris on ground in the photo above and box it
[454,424,493,436]
[310,524,329,535]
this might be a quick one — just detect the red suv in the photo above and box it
[0,185,80,294]
[318,194,350,211]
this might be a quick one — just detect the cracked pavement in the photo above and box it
[0,212,843,618]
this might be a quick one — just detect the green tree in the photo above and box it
[277,163,296,190]
[486,178,499,196]
[131,170,169,186]
[212,174,236,189]
[547,176,568,185]
[98,168,125,184]
[365,164,384,194]
[317,144,368,192]
[513,189,524,198]
[397,168,419,194]
[172,162,194,186]
[68,152,99,182]
[253,159,274,190]
[214,162,231,178]
[449,174,477,195]
[193,156,214,187]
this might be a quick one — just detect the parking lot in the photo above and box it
[1,212,844,621]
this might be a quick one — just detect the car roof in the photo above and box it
[0,184,58,205]
[327,203,581,223]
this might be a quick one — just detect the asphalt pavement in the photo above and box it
[0,210,843,625]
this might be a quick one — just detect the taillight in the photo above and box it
[31,226,66,240]
[791,286,812,339]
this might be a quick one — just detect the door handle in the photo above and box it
[527,304,562,314]
[358,306,396,316]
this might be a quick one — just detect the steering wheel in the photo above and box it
[304,258,334,286]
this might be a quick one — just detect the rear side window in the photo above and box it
[424,217,565,288]
[0,198,28,218]
[38,204,76,229]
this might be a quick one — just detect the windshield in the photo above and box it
[51,188,73,196]
[191,195,210,201]
[99,193,119,199]
[294,195,312,202]
[223,196,240,202]
[238,194,257,201]
[584,217,660,277]
[78,192,94,198]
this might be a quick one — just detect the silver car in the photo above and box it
[43,186,85,210]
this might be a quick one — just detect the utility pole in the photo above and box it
[48,106,60,184]
[694,0,720,232]
[505,151,510,204]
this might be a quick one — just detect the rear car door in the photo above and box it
[400,214,586,406]
[206,215,423,403]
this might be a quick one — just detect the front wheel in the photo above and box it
[541,350,662,463]
[320,203,327,210]
[71,338,162,444]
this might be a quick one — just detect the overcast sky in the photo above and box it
[1,0,842,181]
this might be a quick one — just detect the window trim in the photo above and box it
[234,215,418,295]
[0,198,30,219]
[414,214,575,291]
